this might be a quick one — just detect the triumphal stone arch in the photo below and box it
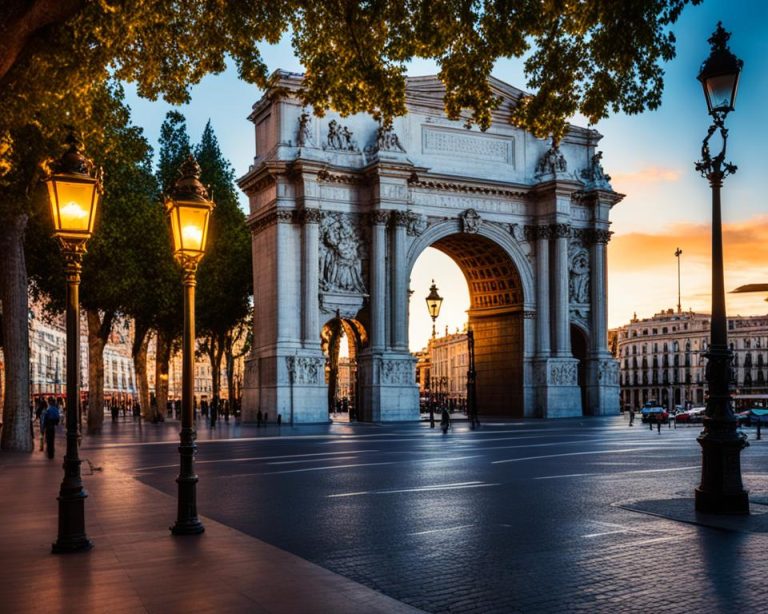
[238,71,622,423]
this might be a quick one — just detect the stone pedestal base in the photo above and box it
[696,418,750,514]
[357,352,420,422]
[241,351,329,424]
[585,356,620,416]
[534,358,582,418]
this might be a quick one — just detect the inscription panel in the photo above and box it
[422,127,515,166]
[410,191,525,215]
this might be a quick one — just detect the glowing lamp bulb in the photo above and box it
[60,201,88,220]
[181,224,203,249]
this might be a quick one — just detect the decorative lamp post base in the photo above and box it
[52,490,93,553]
[695,418,749,515]
[171,519,205,536]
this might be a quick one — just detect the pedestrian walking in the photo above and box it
[41,396,60,459]
[657,419,662,434]
[263,412,268,426]
[277,413,282,426]
[209,399,218,428]
[257,409,263,427]
[628,407,635,426]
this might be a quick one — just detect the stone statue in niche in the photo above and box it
[569,242,590,303]
[297,111,314,147]
[320,214,366,293]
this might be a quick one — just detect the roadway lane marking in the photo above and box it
[133,449,380,471]
[583,530,630,538]
[268,456,358,465]
[261,461,395,475]
[493,448,647,464]
[534,465,699,480]
[328,481,498,498]
[408,524,475,536]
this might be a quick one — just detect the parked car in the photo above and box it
[737,408,768,427]
[674,407,706,424]
[640,402,669,424]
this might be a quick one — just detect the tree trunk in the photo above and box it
[86,308,113,434]
[153,328,172,422]
[131,321,151,421]
[205,333,226,410]
[0,212,32,451]
[225,330,235,407]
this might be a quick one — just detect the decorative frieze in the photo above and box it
[250,209,297,234]
[407,175,526,199]
[285,356,324,385]
[422,126,514,165]
[380,359,414,385]
[550,362,577,386]
[598,360,620,386]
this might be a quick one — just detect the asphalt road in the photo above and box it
[84,416,768,613]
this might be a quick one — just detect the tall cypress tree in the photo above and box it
[194,121,252,414]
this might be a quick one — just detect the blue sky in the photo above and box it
[123,1,768,352]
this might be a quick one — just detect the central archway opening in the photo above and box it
[410,233,525,417]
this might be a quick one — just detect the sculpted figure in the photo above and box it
[297,111,314,147]
[569,246,590,303]
[320,215,366,293]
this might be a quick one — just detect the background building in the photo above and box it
[611,308,768,411]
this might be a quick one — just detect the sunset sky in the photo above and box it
[123,0,768,353]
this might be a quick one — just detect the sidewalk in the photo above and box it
[0,446,422,614]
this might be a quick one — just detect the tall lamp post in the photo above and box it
[165,155,215,535]
[44,132,101,553]
[425,281,443,428]
[694,23,749,514]
[467,327,478,429]
[675,248,683,314]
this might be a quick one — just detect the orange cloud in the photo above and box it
[611,166,682,186]
[609,216,768,272]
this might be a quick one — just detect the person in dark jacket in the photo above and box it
[41,396,60,459]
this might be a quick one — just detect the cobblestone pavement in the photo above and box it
[85,416,768,613]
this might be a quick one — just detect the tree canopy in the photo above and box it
[1,0,701,157]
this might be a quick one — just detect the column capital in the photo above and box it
[299,208,323,224]
[390,210,410,228]
[370,210,391,226]
[549,223,571,239]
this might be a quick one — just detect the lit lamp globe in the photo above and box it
[44,133,102,246]
[697,22,743,115]
[164,156,215,263]
[425,281,443,320]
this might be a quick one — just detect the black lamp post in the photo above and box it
[425,281,443,428]
[694,23,749,514]
[467,327,478,429]
[44,132,102,553]
[165,155,215,535]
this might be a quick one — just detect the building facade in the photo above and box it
[611,309,768,411]
[239,71,622,422]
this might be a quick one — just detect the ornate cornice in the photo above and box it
[408,173,526,199]
[317,169,361,185]
[249,209,297,234]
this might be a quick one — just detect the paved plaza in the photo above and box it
[2,414,768,613]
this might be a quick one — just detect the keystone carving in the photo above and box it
[460,209,482,234]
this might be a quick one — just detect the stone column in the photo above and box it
[370,211,389,351]
[551,223,571,356]
[390,211,408,350]
[275,210,299,343]
[534,226,551,357]
[301,208,322,348]
[590,229,611,354]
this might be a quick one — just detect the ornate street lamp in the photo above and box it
[425,281,443,428]
[425,280,443,339]
[694,23,748,514]
[44,131,102,553]
[165,155,215,535]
